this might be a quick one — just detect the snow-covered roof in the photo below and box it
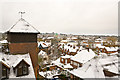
[71,37,78,40]
[96,38,102,41]
[64,45,69,48]
[105,47,118,51]
[12,58,30,68]
[96,44,105,48]
[99,55,118,66]
[64,64,73,69]
[61,55,73,59]
[38,41,50,48]
[95,41,101,43]
[0,52,35,79]
[0,40,8,44]
[109,52,118,55]
[99,53,107,57]
[68,58,105,78]
[61,40,70,43]
[71,49,95,64]
[98,54,119,75]
[0,58,10,68]
[52,50,118,78]
[46,37,54,39]
[104,63,118,74]
[52,58,63,67]
[69,48,76,52]
[38,50,47,56]
[80,46,84,49]
[7,18,40,33]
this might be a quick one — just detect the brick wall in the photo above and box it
[60,58,71,64]
[60,58,65,64]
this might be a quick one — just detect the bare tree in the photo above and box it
[106,37,117,46]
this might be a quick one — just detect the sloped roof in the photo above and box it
[38,50,47,56]
[7,18,40,33]
[96,44,105,48]
[71,49,95,64]
[0,52,35,78]
[104,63,118,74]
[64,64,73,69]
[0,40,8,44]
[105,47,118,51]
[13,58,30,68]
[38,41,50,48]
[0,58,10,68]
[68,59,105,78]
[61,55,73,59]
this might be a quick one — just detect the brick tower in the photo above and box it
[6,13,40,78]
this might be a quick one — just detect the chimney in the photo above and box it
[87,48,89,52]
[73,46,75,49]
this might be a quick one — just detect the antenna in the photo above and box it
[19,11,25,19]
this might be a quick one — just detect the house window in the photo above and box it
[18,66,22,76]
[23,66,27,75]
[74,62,78,66]
[2,68,6,77]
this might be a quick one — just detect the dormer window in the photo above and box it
[23,66,28,75]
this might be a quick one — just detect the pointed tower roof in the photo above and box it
[7,18,40,33]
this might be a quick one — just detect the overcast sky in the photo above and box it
[0,0,119,35]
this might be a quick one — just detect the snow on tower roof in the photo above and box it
[7,18,40,33]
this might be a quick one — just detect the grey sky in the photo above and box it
[0,0,119,35]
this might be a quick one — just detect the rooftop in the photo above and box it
[71,49,95,64]
[7,18,40,33]
[0,52,35,79]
